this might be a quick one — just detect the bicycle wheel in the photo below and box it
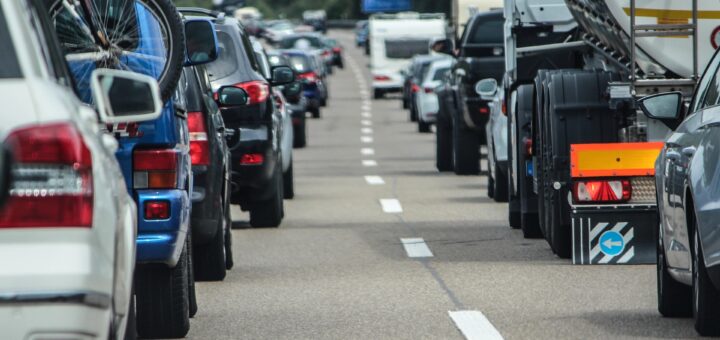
[48,0,185,102]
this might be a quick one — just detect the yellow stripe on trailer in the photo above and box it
[622,8,720,20]
[570,142,664,178]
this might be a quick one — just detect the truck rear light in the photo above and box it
[374,75,391,82]
[524,137,533,156]
[573,179,631,203]
[187,112,210,166]
[144,200,170,220]
[0,123,93,228]
[133,149,179,189]
[234,80,269,105]
[240,153,264,165]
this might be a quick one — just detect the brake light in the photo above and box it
[234,80,270,105]
[424,87,434,94]
[374,75,391,82]
[502,101,507,115]
[298,72,318,84]
[573,179,631,203]
[187,112,210,166]
[479,107,489,114]
[133,149,179,189]
[332,47,342,53]
[411,83,420,93]
[0,123,93,228]
[524,137,533,156]
[240,153,264,165]
[144,200,170,220]
[322,50,331,57]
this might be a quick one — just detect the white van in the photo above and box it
[369,12,446,99]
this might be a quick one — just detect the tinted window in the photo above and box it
[206,31,239,80]
[0,6,23,78]
[385,39,429,59]
[183,68,203,112]
[279,36,324,49]
[693,54,720,111]
[287,55,312,73]
[468,18,503,44]
[432,67,450,81]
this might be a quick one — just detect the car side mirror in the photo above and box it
[475,78,498,101]
[91,69,163,124]
[216,86,249,107]
[271,65,296,86]
[185,19,219,66]
[0,146,12,207]
[282,81,302,97]
[638,92,683,130]
[430,37,455,56]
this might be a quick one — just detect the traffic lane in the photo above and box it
[352,34,701,338]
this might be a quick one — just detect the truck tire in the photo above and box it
[193,207,227,281]
[436,117,453,172]
[284,161,295,199]
[657,237,691,317]
[492,160,508,203]
[250,168,284,228]
[453,123,480,175]
[509,199,521,229]
[693,228,720,336]
[418,120,431,133]
[515,84,541,237]
[135,246,190,338]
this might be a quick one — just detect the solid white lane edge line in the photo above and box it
[361,148,375,155]
[379,198,403,213]
[362,160,378,167]
[400,238,433,258]
[361,136,374,143]
[364,175,385,185]
[448,311,504,340]
[362,127,373,134]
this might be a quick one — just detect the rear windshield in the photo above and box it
[385,39,429,59]
[432,67,450,81]
[0,6,22,78]
[287,55,312,73]
[279,36,324,49]
[207,31,238,80]
[467,18,503,44]
[415,62,432,81]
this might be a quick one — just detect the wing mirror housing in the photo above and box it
[638,92,683,130]
[185,19,219,66]
[216,86,249,107]
[475,78,498,101]
[430,37,455,56]
[282,81,303,98]
[91,69,163,124]
[271,65,296,86]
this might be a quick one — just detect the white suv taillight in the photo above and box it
[0,123,93,227]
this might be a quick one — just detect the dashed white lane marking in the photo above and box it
[448,311,504,340]
[361,127,373,134]
[362,160,378,167]
[361,112,372,118]
[361,120,372,126]
[362,104,371,111]
[364,175,385,185]
[361,136,373,143]
[400,238,434,258]
[361,148,375,155]
[379,198,403,213]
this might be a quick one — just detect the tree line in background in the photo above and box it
[174,0,449,20]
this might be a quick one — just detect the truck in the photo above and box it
[369,12,447,99]
[494,0,718,264]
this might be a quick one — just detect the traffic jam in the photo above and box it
[1,0,720,338]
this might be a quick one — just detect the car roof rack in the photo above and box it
[178,7,225,23]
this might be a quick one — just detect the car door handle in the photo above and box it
[682,146,697,157]
[666,150,681,162]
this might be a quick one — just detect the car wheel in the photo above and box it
[135,245,190,338]
[293,116,307,148]
[418,120,431,133]
[487,171,495,199]
[452,124,480,175]
[373,89,384,99]
[657,234,691,317]
[224,201,234,270]
[311,107,321,119]
[193,207,227,281]
[186,232,197,317]
[250,168,284,228]
[436,118,453,172]
[493,161,509,203]
[693,228,720,335]
[283,161,295,199]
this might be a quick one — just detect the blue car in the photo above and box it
[49,1,218,337]
[280,49,328,118]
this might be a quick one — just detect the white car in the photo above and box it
[414,58,453,133]
[0,0,162,338]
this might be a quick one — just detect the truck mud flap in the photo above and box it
[571,206,657,265]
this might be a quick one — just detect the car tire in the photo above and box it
[135,246,190,339]
[657,235,692,317]
[193,208,227,281]
[452,124,480,175]
[250,168,284,228]
[311,107,321,119]
[436,118,453,172]
[373,89,384,99]
[693,228,720,335]
[293,116,307,148]
[320,97,327,107]
[284,161,295,199]
[186,232,197,318]
[493,161,509,203]
[418,120,431,133]
[487,172,495,199]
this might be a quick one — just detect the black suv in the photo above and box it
[179,8,292,228]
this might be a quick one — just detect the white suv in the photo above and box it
[0,0,162,338]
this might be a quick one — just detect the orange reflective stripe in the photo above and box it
[570,142,664,178]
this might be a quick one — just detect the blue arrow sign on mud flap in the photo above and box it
[599,230,625,256]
